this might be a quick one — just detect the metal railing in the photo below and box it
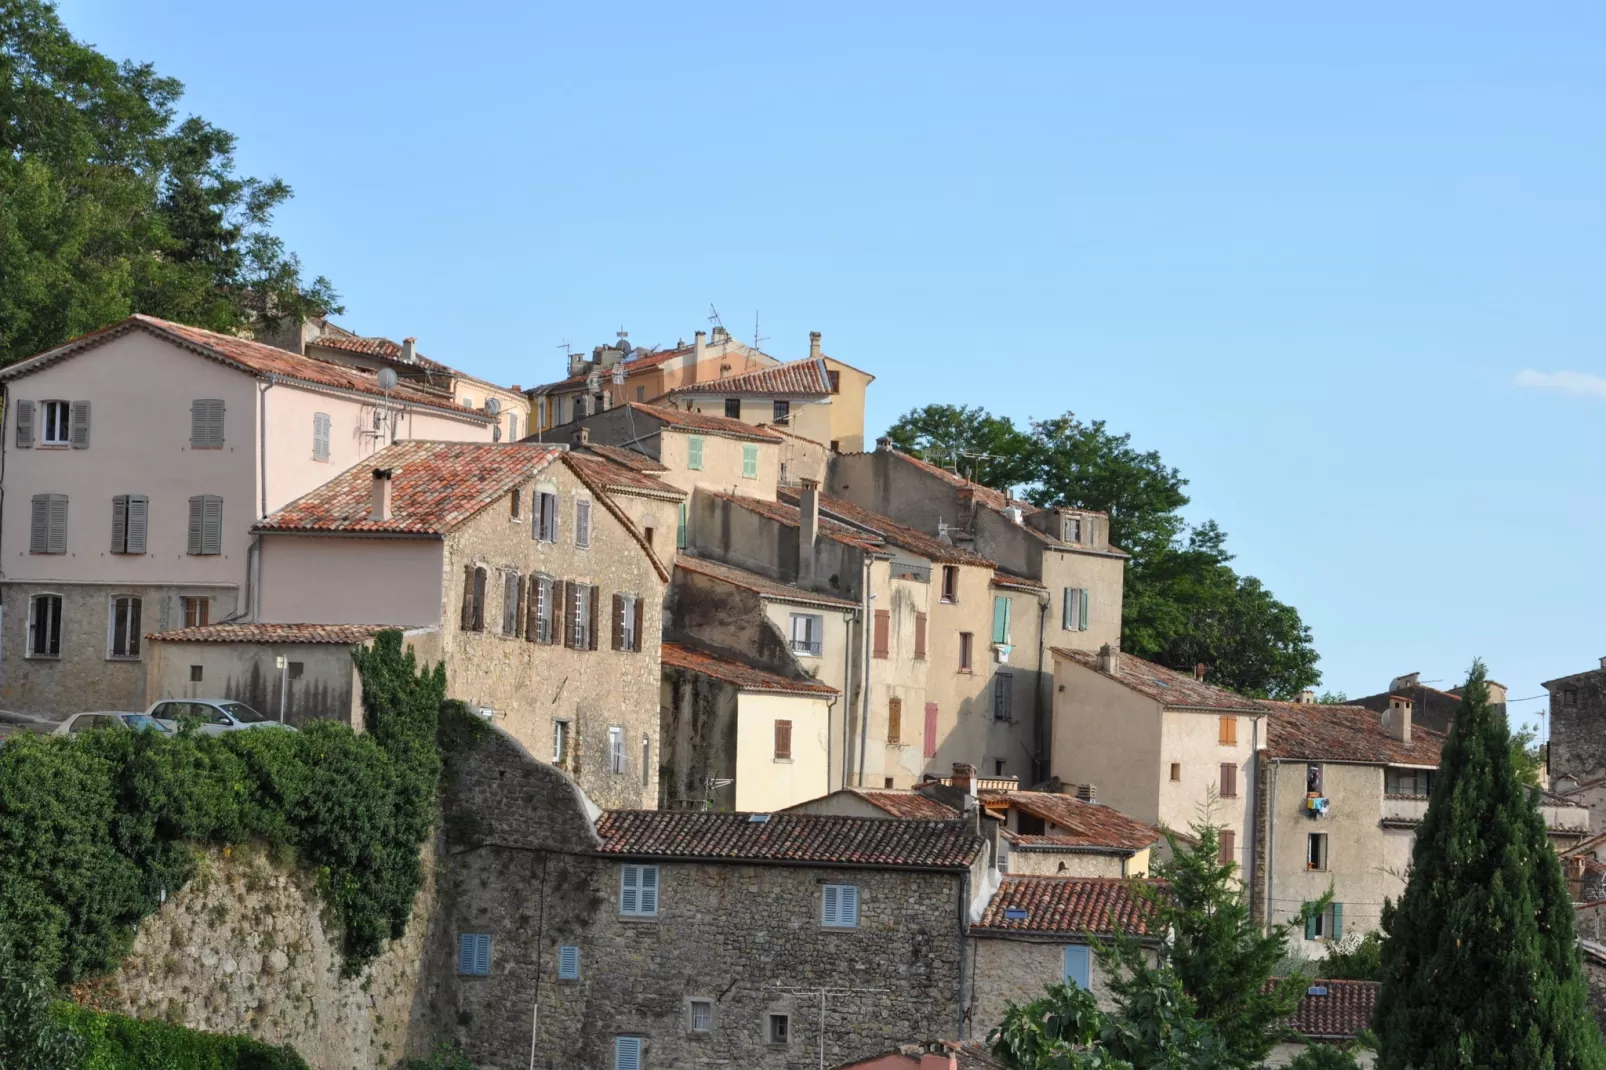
[791,638,823,657]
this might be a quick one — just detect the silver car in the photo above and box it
[144,699,296,735]
[53,711,174,736]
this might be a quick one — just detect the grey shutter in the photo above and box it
[620,865,639,913]
[30,495,48,553]
[525,574,540,641]
[472,567,487,631]
[840,885,858,927]
[202,495,222,554]
[1080,588,1090,631]
[612,593,624,650]
[588,585,600,651]
[553,581,567,647]
[112,495,128,552]
[192,400,224,447]
[207,400,224,446]
[631,597,644,653]
[456,935,475,974]
[126,495,148,554]
[70,401,90,448]
[46,494,67,553]
[191,401,206,446]
[515,574,527,638]
[187,496,203,554]
[638,866,657,913]
[460,565,476,629]
[313,413,331,461]
[15,400,33,448]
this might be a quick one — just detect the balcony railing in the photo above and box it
[893,562,932,583]
[791,638,823,657]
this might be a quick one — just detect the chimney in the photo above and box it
[1599,656,1606,670]
[809,331,822,360]
[876,435,892,452]
[400,337,417,364]
[689,330,706,385]
[918,1050,959,1070]
[951,762,977,797]
[1099,643,1120,676]
[1075,783,1096,804]
[1194,662,1207,681]
[1389,672,1421,691]
[1385,695,1413,744]
[370,468,394,522]
[1295,689,1316,704]
[798,478,820,582]
[578,427,590,445]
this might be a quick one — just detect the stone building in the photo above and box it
[1264,980,1379,1068]
[984,790,1160,878]
[1545,657,1606,827]
[1348,669,1508,736]
[558,402,784,504]
[0,314,495,717]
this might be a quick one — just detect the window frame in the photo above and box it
[772,399,790,424]
[553,719,570,764]
[688,998,713,1034]
[27,592,63,659]
[619,863,659,917]
[958,631,973,673]
[1307,832,1328,872]
[1063,944,1092,989]
[940,565,959,603]
[789,612,823,657]
[107,594,142,660]
[724,398,742,419]
[181,596,210,629]
[40,400,71,446]
[768,1013,790,1045]
[821,884,859,929]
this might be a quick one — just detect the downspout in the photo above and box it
[225,376,275,623]
[1034,596,1049,783]
[839,608,855,792]
[1248,715,1262,920]
[1266,756,1281,929]
[856,558,873,789]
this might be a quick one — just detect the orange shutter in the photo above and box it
[873,610,890,658]
[888,698,902,743]
[913,613,927,660]
[774,720,792,760]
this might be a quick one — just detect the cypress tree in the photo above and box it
[1375,661,1605,1069]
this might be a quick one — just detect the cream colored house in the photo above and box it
[0,315,496,716]
[664,356,838,448]
[983,790,1159,879]
[559,403,783,507]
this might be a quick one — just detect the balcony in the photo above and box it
[892,562,932,584]
[1381,795,1429,828]
[790,638,823,657]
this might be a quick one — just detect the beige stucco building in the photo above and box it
[0,315,496,717]
[556,403,784,507]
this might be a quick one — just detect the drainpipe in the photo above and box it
[1034,596,1049,782]
[1248,715,1262,919]
[224,376,275,623]
[839,608,855,791]
[856,560,874,788]
[1266,757,1281,929]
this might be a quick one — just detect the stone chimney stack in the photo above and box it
[1385,695,1413,744]
[1099,643,1120,676]
[370,468,394,522]
[876,435,892,452]
[950,762,976,797]
[1075,783,1097,804]
[1294,690,1316,704]
[798,478,820,582]
[809,331,822,360]
[1194,662,1207,681]
[400,337,417,364]
[690,330,706,385]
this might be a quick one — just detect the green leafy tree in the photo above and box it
[885,403,1038,491]
[1317,931,1382,982]
[1374,661,1606,1069]
[988,974,1229,1070]
[1285,1044,1366,1070]
[0,939,81,1070]
[0,0,340,365]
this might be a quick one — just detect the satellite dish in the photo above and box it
[618,340,632,357]
[492,425,503,442]
[485,397,502,416]
[377,367,399,392]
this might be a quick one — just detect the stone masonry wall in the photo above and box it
[968,936,1134,1034]
[1549,665,1606,798]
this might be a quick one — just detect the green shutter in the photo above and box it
[992,596,1010,644]
[1331,902,1343,937]
[742,444,758,478]
[1304,907,1317,940]
[687,435,704,470]
[1062,588,1072,629]
[1080,588,1090,631]
[676,502,688,549]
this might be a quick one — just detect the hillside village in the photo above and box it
[3,313,1605,1069]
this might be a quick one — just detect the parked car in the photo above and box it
[53,711,174,736]
[143,699,295,735]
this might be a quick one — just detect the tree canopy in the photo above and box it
[0,0,339,365]
[886,404,1319,697]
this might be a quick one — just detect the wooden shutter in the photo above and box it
[1219,716,1236,745]
[15,400,33,448]
[552,581,567,647]
[913,612,927,659]
[611,593,624,650]
[620,865,639,912]
[1304,909,1318,940]
[615,1037,641,1070]
[187,496,204,554]
[923,702,938,759]
[29,495,48,553]
[873,609,889,658]
[631,597,644,653]
[514,574,527,637]
[127,495,148,554]
[70,401,90,448]
[774,720,792,759]
[524,575,540,641]
[472,567,487,631]
[887,698,902,743]
[1063,587,1073,629]
[1220,762,1237,798]
[1080,588,1089,631]
[111,495,128,552]
[1218,829,1235,868]
[201,495,222,554]
[46,494,67,553]
[588,585,600,650]
[638,866,658,913]
[461,565,477,629]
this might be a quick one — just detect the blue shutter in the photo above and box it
[557,945,580,979]
[687,435,703,470]
[639,865,658,914]
[992,597,1009,644]
[1064,945,1091,989]
[457,934,473,974]
[614,1037,642,1070]
[1305,907,1318,940]
[621,865,639,913]
[840,885,858,928]
[457,934,490,975]
[676,502,687,549]
[822,885,838,926]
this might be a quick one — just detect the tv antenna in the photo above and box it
[707,304,725,332]
[555,339,572,356]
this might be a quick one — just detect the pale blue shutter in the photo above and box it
[29,495,48,553]
[187,496,204,554]
[1305,908,1318,940]
[457,934,491,975]
[1064,945,1091,989]
[687,435,704,470]
[15,400,33,448]
[621,865,639,913]
[840,885,858,928]
[1331,902,1343,938]
[557,945,580,979]
[676,502,687,549]
[474,934,491,975]
[127,495,148,555]
[615,1037,642,1070]
[70,401,90,448]
[822,885,839,926]
[742,444,758,478]
[1062,588,1073,629]
[1080,588,1090,631]
[992,597,1010,644]
[639,866,658,914]
[202,495,223,554]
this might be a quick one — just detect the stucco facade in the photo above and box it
[143,631,369,727]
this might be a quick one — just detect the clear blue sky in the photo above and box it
[61,1,1605,733]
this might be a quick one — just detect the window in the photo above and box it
[189,665,203,682]
[111,494,148,554]
[772,399,790,424]
[941,565,958,603]
[557,945,580,980]
[1305,902,1344,941]
[1218,716,1237,746]
[774,720,792,760]
[635,386,645,403]
[914,612,927,659]
[992,596,1011,645]
[1307,763,1324,794]
[676,502,688,549]
[570,583,596,650]
[643,524,655,548]
[501,570,522,636]
[887,698,902,744]
[182,596,210,628]
[1307,832,1328,871]
[789,613,823,656]
[724,398,741,419]
[312,412,331,461]
[1063,587,1089,631]
[822,884,859,928]
[575,499,592,548]
[609,725,625,774]
[614,1038,642,1070]
[553,720,570,764]
[535,491,558,542]
[687,434,704,470]
[995,760,1005,776]
[827,370,841,393]
[190,399,225,448]
[923,702,939,759]
[614,593,641,652]
[1170,762,1182,782]
[1386,768,1433,796]
[768,1014,790,1045]
[460,565,487,631]
[958,632,973,672]
[1063,945,1091,989]
[689,999,713,1033]
[510,489,521,519]
[508,413,519,441]
[29,494,68,553]
[530,575,556,643]
[28,594,62,658]
[1218,829,1236,868]
[41,400,71,445]
[619,863,658,916]
[1219,762,1238,798]
[994,672,1014,722]
[873,609,890,658]
[109,596,141,659]
[186,495,223,555]
[554,398,565,425]
[741,444,758,479]
[288,661,304,680]
[456,933,491,976]
[1063,516,1082,543]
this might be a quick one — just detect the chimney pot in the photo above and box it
[1099,643,1120,676]
[400,337,416,364]
[1076,783,1096,804]
[1385,695,1413,744]
[876,436,892,452]
[1295,689,1316,704]
[1599,656,1606,671]
[951,762,976,797]
[809,331,822,360]
[370,468,394,522]
[579,427,590,445]
[1195,662,1207,681]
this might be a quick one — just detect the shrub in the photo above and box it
[57,1003,309,1069]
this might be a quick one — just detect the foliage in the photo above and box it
[1375,661,1606,1069]
[1317,931,1383,982]
[884,404,1319,697]
[0,0,340,366]
[1316,691,1349,704]
[402,1042,479,1070]
[56,1003,309,1069]
[1285,1043,1366,1070]
[1511,724,1545,788]
[0,630,443,983]
[0,939,83,1070]
[988,975,1228,1070]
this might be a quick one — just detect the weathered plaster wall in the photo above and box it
[735,691,833,810]
[1052,657,1164,826]
[144,638,363,727]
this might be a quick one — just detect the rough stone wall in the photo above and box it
[967,936,1148,1034]
[1548,665,1606,804]
[94,840,434,1070]
[0,582,240,717]
[659,667,739,810]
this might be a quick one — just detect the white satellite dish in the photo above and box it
[377,367,399,391]
[485,397,502,416]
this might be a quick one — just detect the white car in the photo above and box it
[53,711,174,736]
[144,699,296,735]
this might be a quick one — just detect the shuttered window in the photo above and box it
[614,1037,642,1070]
[687,434,704,470]
[1078,588,1090,630]
[1063,946,1091,989]
[993,672,1014,723]
[182,597,210,628]
[1064,587,1090,630]
[109,596,142,659]
[15,400,33,447]
[111,495,148,554]
[1218,716,1237,746]
[676,502,688,549]
[741,444,758,478]
[619,864,659,916]
[190,399,225,448]
[1219,762,1238,798]
[821,884,859,928]
[30,494,68,554]
[456,933,491,976]
[1218,829,1236,869]
[569,583,596,650]
[40,400,69,445]
[575,499,591,548]
[913,612,927,660]
[557,945,580,980]
[992,596,1011,644]
[460,565,487,631]
[28,594,62,657]
[887,698,902,744]
[186,495,223,555]
[774,720,792,760]
[613,593,641,652]
[312,412,332,461]
[923,703,938,759]
[502,570,521,636]
[70,401,91,448]
[941,565,958,603]
[1305,902,1344,941]
[528,575,555,643]
[535,491,558,542]
[873,609,890,658]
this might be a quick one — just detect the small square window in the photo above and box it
[1564,688,1578,706]
[1170,762,1181,782]
[620,864,659,916]
[189,665,203,683]
[768,1014,790,1045]
[689,998,713,1033]
[557,945,580,980]
[822,884,859,928]
[287,661,304,680]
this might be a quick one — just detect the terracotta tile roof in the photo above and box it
[779,488,994,567]
[258,441,563,535]
[557,454,671,584]
[629,402,783,442]
[1053,648,1267,714]
[832,1042,1004,1070]
[973,876,1160,937]
[994,793,1161,852]
[145,623,392,644]
[992,570,1046,591]
[667,357,833,398]
[661,642,838,695]
[1283,979,1378,1040]
[848,789,962,820]
[675,555,858,608]
[1263,701,1445,766]
[0,316,492,423]
[578,442,669,473]
[594,809,983,869]
[710,492,884,551]
[528,346,695,395]
[306,332,453,373]
[564,451,685,500]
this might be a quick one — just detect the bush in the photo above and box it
[58,1003,309,1069]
